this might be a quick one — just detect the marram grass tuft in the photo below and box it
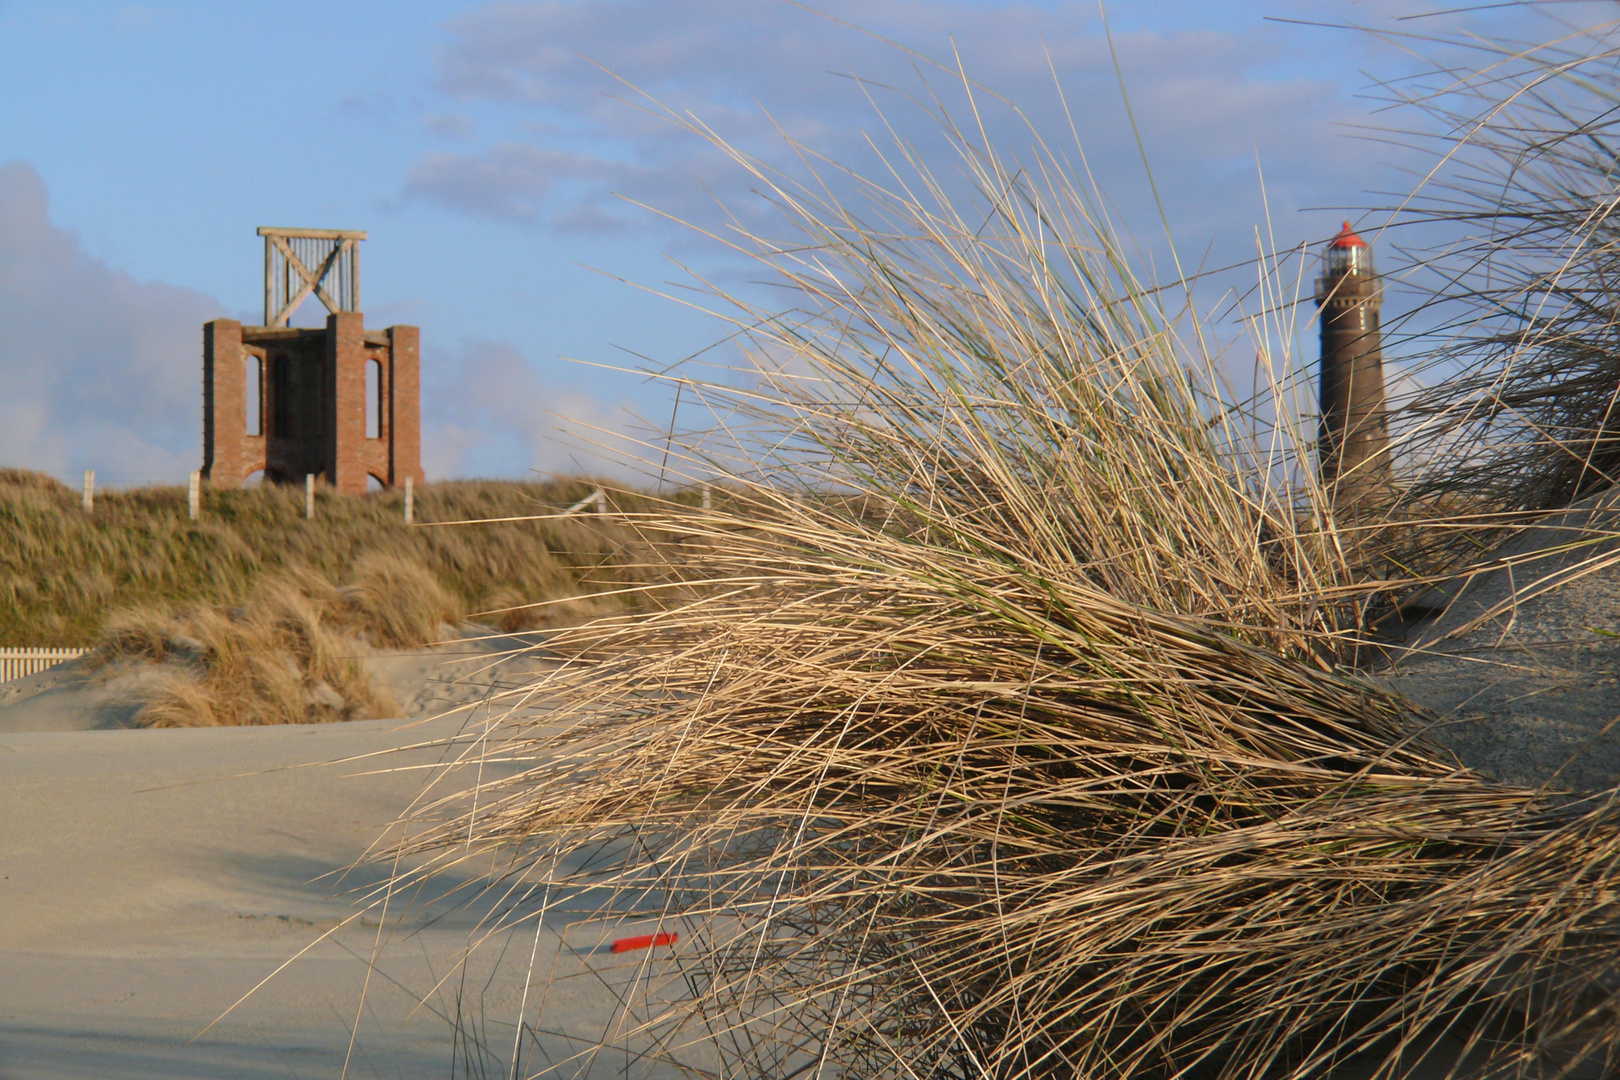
[377,38,1620,1080]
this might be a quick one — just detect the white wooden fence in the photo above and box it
[561,488,608,516]
[0,647,87,683]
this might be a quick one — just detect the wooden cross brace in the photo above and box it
[268,236,353,327]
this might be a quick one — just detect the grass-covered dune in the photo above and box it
[0,470,670,647]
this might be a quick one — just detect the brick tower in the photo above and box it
[202,228,423,494]
[1314,221,1391,511]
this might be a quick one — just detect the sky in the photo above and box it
[0,0,1611,486]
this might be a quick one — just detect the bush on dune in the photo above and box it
[94,606,187,665]
[339,552,464,649]
[99,567,405,727]
[0,469,71,498]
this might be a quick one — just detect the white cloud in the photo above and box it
[414,0,1620,246]
[0,161,224,484]
[422,112,476,140]
[422,337,654,480]
[403,143,615,223]
[404,0,1394,283]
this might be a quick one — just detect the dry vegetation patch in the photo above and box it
[0,476,670,646]
[95,566,404,727]
[374,22,1620,1079]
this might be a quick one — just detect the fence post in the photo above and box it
[403,475,414,525]
[305,474,315,519]
[594,490,607,515]
[187,470,200,521]
[701,483,711,511]
[82,470,94,513]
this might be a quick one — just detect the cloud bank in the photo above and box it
[409,0,1373,253]
[0,161,223,484]
[422,337,652,481]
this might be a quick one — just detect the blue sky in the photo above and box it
[0,0,1608,484]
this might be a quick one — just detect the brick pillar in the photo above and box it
[202,319,245,488]
[386,325,424,487]
[324,311,368,494]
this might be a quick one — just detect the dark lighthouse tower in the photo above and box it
[1315,221,1392,513]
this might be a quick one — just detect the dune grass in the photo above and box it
[349,37,1620,1080]
[0,475,670,647]
[95,567,401,727]
[1378,22,1620,520]
[403,522,1620,1078]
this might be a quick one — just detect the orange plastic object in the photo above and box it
[610,931,678,954]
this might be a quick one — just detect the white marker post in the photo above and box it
[403,475,414,526]
[187,471,200,521]
[305,474,315,519]
[82,470,94,514]
[701,483,711,512]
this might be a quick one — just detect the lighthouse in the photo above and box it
[1315,221,1392,512]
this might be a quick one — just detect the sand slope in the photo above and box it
[0,640,690,1079]
[3,718,459,1077]
[1380,488,1620,793]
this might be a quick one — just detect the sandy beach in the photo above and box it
[0,642,692,1079]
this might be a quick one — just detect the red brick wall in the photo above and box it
[203,315,422,494]
[201,319,245,487]
[387,325,424,487]
[324,312,368,494]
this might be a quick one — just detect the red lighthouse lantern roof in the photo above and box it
[1329,221,1367,248]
